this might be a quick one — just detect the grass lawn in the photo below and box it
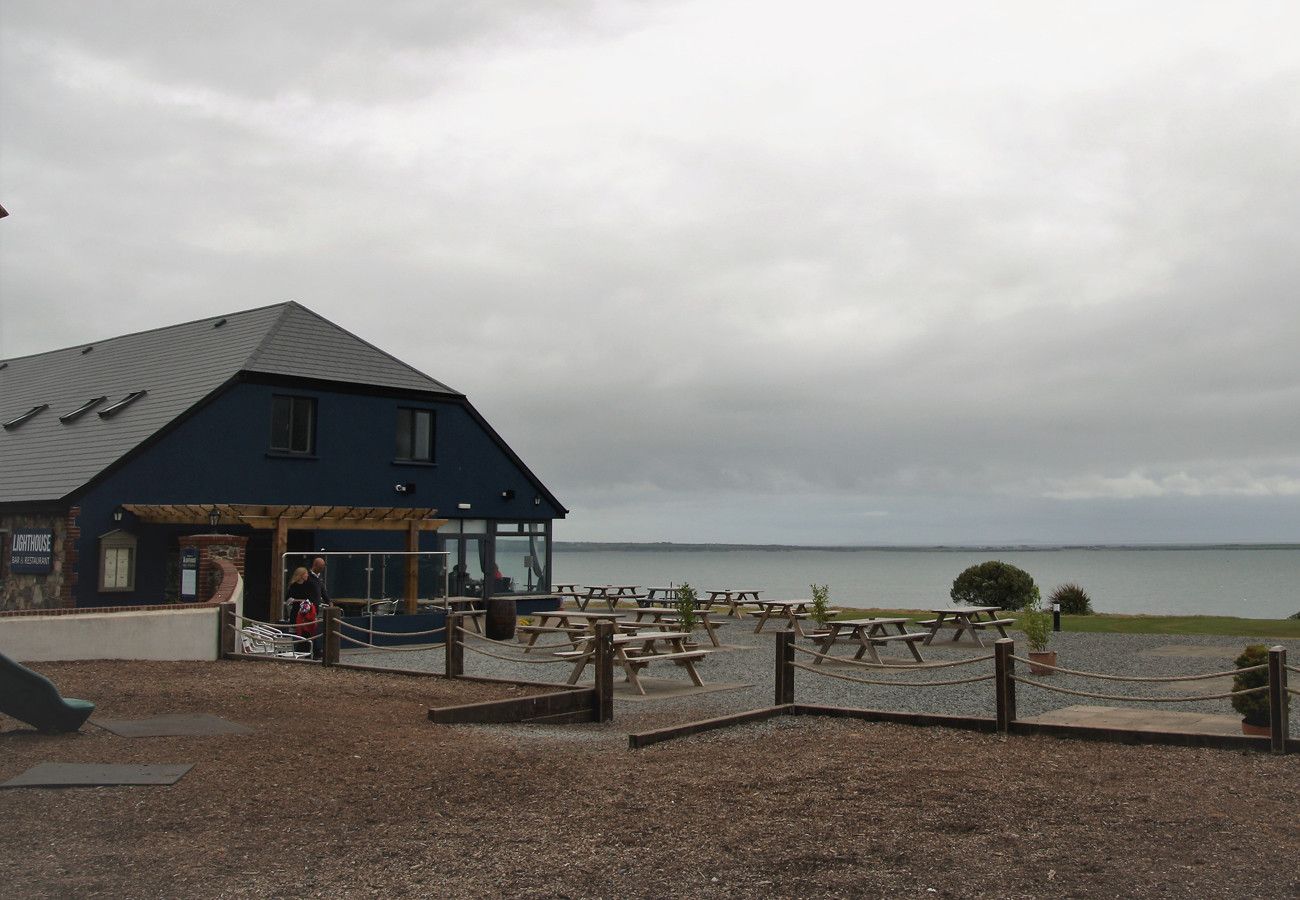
[838,606,1300,638]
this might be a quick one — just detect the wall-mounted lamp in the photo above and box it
[457,502,472,510]
[501,489,515,500]
[208,506,221,529]
[533,495,542,506]
[112,506,125,524]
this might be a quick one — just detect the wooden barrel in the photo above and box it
[485,598,517,641]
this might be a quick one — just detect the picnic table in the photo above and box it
[706,588,763,617]
[809,617,926,665]
[518,609,627,653]
[630,606,722,648]
[919,606,1014,648]
[750,599,836,636]
[559,630,708,695]
[552,582,579,593]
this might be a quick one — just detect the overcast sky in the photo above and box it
[2,2,1298,544]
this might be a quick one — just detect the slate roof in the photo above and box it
[0,302,460,504]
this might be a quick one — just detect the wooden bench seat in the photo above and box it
[869,632,927,643]
[623,650,709,666]
[516,624,586,635]
[973,618,1015,628]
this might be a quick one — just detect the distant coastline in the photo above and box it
[554,541,1300,553]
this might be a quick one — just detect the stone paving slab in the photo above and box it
[92,714,253,737]
[2,763,194,788]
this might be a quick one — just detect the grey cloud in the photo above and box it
[2,2,1298,542]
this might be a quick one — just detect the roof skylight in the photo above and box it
[59,396,108,423]
[98,391,147,418]
[3,403,49,430]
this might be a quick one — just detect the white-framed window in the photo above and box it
[270,394,316,454]
[99,529,137,592]
[396,407,435,462]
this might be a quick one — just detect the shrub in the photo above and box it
[1049,583,1094,615]
[950,560,1040,612]
[1019,602,1052,653]
[810,584,831,627]
[1231,644,1271,726]
[674,582,699,634]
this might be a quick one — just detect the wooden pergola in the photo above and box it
[121,504,449,614]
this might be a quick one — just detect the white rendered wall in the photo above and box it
[0,607,220,662]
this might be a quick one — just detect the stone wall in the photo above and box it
[0,507,76,612]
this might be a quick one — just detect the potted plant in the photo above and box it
[674,582,699,648]
[1231,644,1271,736]
[1020,601,1055,674]
[809,583,832,637]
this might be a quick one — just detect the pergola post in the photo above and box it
[405,521,419,615]
[269,516,288,621]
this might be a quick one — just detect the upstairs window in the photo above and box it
[396,408,435,462]
[270,395,316,454]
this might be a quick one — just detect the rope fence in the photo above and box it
[1009,676,1269,704]
[790,660,996,688]
[1007,655,1266,682]
[337,619,445,638]
[460,629,580,652]
[338,632,443,652]
[791,643,995,670]
[770,632,1293,753]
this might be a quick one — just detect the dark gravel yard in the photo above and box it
[1,658,1296,899]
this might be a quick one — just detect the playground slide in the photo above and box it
[0,650,95,733]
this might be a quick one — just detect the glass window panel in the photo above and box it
[270,396,291,450]
[290,398,314,453]
[396,409,413,459]
[413,410,432,460]
[493,534,547,594]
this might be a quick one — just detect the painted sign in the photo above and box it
[10,529,55,574]
[180,547,199,599]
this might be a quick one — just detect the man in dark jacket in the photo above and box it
[307,557,331,607]
[306,557,331,659]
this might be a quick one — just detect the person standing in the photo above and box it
[308,557,331,607]
[285,566,317,654]
[306,557,331,660]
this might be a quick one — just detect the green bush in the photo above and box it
[950,560,1040,612]
[674,582,699,634]
[1231,644,1271,726]
[810,583,831,626]
[1019,602,1052,652]
[1049,583,1094,615]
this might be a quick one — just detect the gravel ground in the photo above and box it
[2,658,1296,899]
[352,614,1300,737]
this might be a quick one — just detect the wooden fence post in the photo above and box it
[775,631,795,706]
[593,621,614,723]
[995,638,1016,735]
[218,601,236,658]
[445,612,464,678]
[1269,646,1288,755]
[322,606,340,666]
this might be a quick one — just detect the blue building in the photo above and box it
[0,302,565,619]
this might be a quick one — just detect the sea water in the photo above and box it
[552,547,1300,619]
